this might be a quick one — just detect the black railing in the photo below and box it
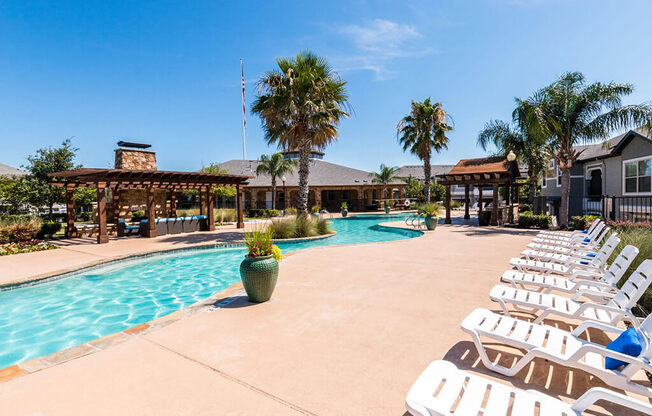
[582,195,652,222]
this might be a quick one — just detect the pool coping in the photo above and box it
[0,220,423,384]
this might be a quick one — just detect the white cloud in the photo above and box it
[334,19,434,80]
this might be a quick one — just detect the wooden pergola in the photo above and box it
[437,156,522,226]
[49,168,252,244]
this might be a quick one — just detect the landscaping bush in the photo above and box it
[247,209,267,218]
[311,205,321,214]
[267,209,281,217]
[269,218,297,239]
[131,210,146,222]
[315,218,332,235]
[77,211,92,222]
[0,240,58,256]
[214,208,237,223]
[0,219,41,243]
[570,215,600,231]
[605,222,652,315]
[38,221,62,239]
[295,214,317,237]
[0,214,37,226]
[268,215,332,239]
[449,200,462,209]
[285,207,297,216]
[517,211,551,229]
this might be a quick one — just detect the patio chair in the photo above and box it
[530,222,606,248]
[535,218,601,239]
[117,218,140,237]
[525,224,610,256]
[405,360,652,416]
[461,307,652,398]
[534,221,605,242]
[509,232,618,276]
[490,260,652,327]
[502,245,639,296]
[520,233,619,265]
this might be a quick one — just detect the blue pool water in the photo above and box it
[0,213,420,368]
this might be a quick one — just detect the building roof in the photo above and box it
[48,168,251,188]
[396,165,455,180]
[448,156,518,176]
[0,163,27,177]
[218,159,404,187]
[575,128,651,162]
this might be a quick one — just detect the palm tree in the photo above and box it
[477,108,549,205]
[370,164,401,205]
[255,153,298,209]
[252,51,350,214]
[397,98,453,201]
[520,72,652,227]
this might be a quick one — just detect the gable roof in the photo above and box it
[575,128,651,162]
[396,165,455,180]
[0,163,27,177]
[218,159,404,187]
[448,156,519,176]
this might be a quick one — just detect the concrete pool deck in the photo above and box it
[0,214,649,414]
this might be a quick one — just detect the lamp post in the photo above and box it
[282,176,287,212]
[507,151,516,224]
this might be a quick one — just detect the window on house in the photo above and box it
[624,159,652,193]
[548,159,555,169]
[557,168,562,187]
[541,176,547,188]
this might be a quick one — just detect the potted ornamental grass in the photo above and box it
[340,201,348,217]
[311,205,321,219]
[384,201,392,214]
[421,202,441,230]
[239,226,283,303]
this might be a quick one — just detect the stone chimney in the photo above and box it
[114,141,157,170]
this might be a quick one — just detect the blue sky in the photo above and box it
[2,0,652,172]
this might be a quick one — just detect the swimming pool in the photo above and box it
[0,213,421,369]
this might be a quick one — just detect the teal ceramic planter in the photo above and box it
[384,206,391,214]
[424,215,438,230]
[341,208,348,217]
[239,255,279,303]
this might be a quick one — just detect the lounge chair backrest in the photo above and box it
[607,260,652,311]
[586,218,601,233]
[602,245,639,285]
[589,233,619,268]
[637,307,652,360]
[590,224,609,246]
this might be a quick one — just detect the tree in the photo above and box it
[520,72,652,227]
[431,181,446,202]
[73,187,97,211]
[255,153,298,210]
[370,164,400,203]
[0,176,32,215]
[477,110,548,205]
[397,98,453,202]
[252,51,350,214]
[24,138,79,216]
[199,165,238,199]
[404,175,424,199]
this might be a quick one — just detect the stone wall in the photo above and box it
[107,189,168,222]
[114,149,157,170]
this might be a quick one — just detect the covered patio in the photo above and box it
[49,168,251,244]
[437,156,523,226]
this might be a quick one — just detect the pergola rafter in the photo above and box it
[49,168,252,244]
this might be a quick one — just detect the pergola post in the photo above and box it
[97,183,109,244]
[65,185,77,238]
[506,182,513,224]
[113,185,120,224]
[478,185,483,220]
[169,191,177,218]
[236,186,244,228]
[445,185,451,224]
[491,183,499,226]
[464,184,470,220]
[206,187,215,231]
[199,187,207,216]
[145,186,157,238]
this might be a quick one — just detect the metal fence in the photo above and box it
[582,195,652,222]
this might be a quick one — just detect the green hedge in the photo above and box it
[246,208,282,218]
[570,215,601,231]
[38,221,62,238]
[517,211,551,229]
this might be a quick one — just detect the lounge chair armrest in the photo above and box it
[569,270,603,281]
[575,303,634,323]
[572,387,652,415]
[571,320,624,337]
[569,344,644,367]
[572,280,616,291]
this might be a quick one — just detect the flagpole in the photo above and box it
[240,58,247,160]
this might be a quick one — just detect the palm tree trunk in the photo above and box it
[423,157,432,202]
[271,176,276,210]
[559,168,571,228]
[297,141,311,215]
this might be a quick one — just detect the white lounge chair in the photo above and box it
[490,260,652,326]
[535,221,605,242]
[526,225,610,256]
[520,233,619,265]
[502,245,639,297]
[531,223,607,249]
[509,233,618,276]
[461,308,652,398]
[406,360,652,416]
[536,218,601,239]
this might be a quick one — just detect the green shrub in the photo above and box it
[131,210,146,221]
[311,205,321,214]
[38,221,62,239]
[269,218,297,239]
[295,214,317,237]
[340,202,348,209]
[449,200,462,209]
[214,208,237,223]
[315,218,332,235]
[518,204,531,213]
[77,211,92,222]
[570,215,600,231]
[0,214,38,227]
[517,211,551,229]
[0,219,41,243]
[247,209,267,218]
[267,209,281,217]
[285,207,297,216]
